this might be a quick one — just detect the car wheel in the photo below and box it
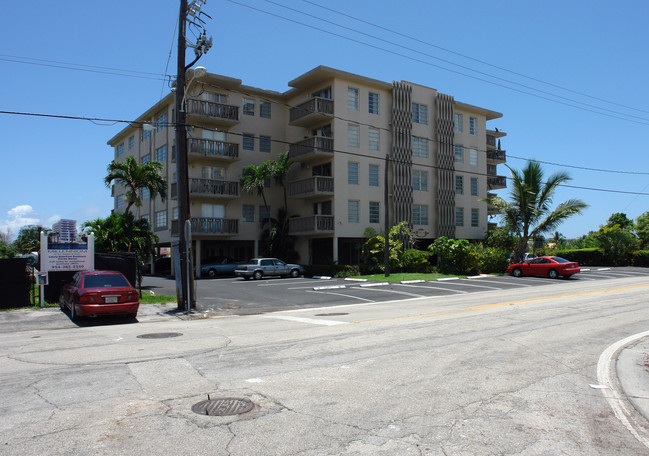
[290,269,300,278]
[548,269,559,279]
[59,295,65,311]
[70,302,78,321]
[512,267,522,278]
[253,270,263,280]
[208,269,216,278]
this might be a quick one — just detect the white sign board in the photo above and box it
[40,231,94,272]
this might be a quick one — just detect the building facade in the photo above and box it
[107,66,507,272]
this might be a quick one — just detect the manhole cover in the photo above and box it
[137,332,183,339]
[315,313,349,317]
[192,397,255,416]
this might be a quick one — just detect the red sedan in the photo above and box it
[507,256,580,279]
[59,270,139,320]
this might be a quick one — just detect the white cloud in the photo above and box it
[0,205,41,239]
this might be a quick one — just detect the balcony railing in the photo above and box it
[186,99,239,125]
[288,176,334,198]
[189,178,239,198]
[289,136,334,162]
[188,138,239,161]
[487,149,506,163]
[488,176,507,190]
[288,215,334,234]
[289,97,334,126]
[172,217,239,236]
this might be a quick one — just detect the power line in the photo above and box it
[224,0,649,126]
[200,81,649,176]
[300,0,649,116]
[2,108,647,195]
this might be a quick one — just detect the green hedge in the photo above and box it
[631,250,649,267]
[553,248,608,266]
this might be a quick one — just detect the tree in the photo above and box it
[13,225,45,254]
[552,231,566,246]
[484,161,587,263]
[259,208,298,262]
[83,213,159,288]
[104,156,167,215]
[268,152,294,212]
[594,224,639,265]
[606,212,634,231]
[636,211,649,249]
[241,162,271,226]
[0,230,16,258]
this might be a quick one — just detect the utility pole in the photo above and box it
[384,154,390,277]
[175,0,189,310]
[174,0,212,310]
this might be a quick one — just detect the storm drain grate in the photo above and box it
[137,332,183,339]
[192,397,255,416]
[315,313,349,317]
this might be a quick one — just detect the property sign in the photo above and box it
[40,226,94,272]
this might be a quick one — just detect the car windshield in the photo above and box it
[83,274,130,288]
[552,257,571,263]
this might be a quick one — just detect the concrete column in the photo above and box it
[194,239,201,278]
[254,239,259,257]
[333,236,338,264]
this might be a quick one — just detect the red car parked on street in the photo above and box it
[59,270,139,320]
[506,256,580,279]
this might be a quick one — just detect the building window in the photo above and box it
[313,200,332,215]
[454,113,463,132]
[141,154,151,164]
[471,208,479,227]
[369,201,380,224]
[155,210,167,229]
[348,87,359,110]
[368,128,379,151]
[142,214,150,225]
[117,144,124,157]
[260,101,271,119]
[413,205,428,225]
[470,149,478,166]
[117,195,124,209]
[369,164,379,187]
[156,145,167,163]
[242,134,255,151]
[369,92,379,114]
[348,161,359,185]
[413,170,428,191]
[259,206,270,223]
[242,205,254,222]
[128,136,134,150]
[260,135,271,153]
[470,116,477,135]
[348,200,360,223]
[348,124,359,148]
[412,103,428,124]
[455,145,464,163]
[243,98,255,116]
[471,177,478,196]
[206,92,227,103]
[157,113,167,132]
[141,129,151,142]
[412,136,428,158]
[456,207,464,227]
[172,207,178,220]
[456,175,464,195]
[202,166,225,180]
[142,188,150,200]
[312,86,332,99]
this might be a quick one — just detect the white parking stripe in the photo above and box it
[307,290,376,302]
[355,287,424,298]
[264,315,347,326]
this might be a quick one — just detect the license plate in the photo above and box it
[104,296,118,303]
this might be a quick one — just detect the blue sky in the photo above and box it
[1,0,648,240]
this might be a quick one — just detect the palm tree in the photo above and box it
[484,161,587,263]
[268,152,294,212]
[241,162,271,226]
[104,156,167,215]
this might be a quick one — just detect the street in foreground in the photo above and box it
[2,275,649,455]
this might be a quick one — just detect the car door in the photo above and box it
[273,259,289,276]
[260,259,275,276]
[527,258,551,276]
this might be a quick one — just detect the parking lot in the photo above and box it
[143,266,649,317]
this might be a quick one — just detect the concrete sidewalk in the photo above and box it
[617,336,649,421]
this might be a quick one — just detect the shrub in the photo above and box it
[401,249,432,273]
[428,237,479,275]
[474,245,510,274]
[630,250,649,267]
[333,265,360,278]
[553,248,607,266]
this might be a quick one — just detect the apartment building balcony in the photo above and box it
[289,97,334,127]
[189,178,239,199]
[185,98,239,127]
[487,149,506,164]
[487,175,507,190]
[288,176,334,200]
[288,137,334,163]
[188,138,239,163]
[288,215,334,235]
[172,218,239,236]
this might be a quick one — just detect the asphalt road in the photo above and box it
[2,272,649,454]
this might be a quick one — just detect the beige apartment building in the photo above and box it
[107,66,507,272]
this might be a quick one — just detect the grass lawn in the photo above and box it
[349,272,468,282]
[139,291,177,304]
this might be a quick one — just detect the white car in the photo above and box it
[235,258,305,280]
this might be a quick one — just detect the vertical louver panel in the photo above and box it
[435,93,456,238]
[391,82,413,239]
